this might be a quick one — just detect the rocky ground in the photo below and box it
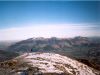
[0,52,100,75]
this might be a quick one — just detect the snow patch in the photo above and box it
[20,52,96,75]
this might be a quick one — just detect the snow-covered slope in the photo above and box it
[17,52,98,75]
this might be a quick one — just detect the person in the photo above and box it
[31,48,33,52]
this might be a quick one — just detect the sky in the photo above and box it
[0,1,100,40]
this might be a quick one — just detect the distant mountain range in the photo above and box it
[7,36,96,52]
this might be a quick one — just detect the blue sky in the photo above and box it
[0,1,100,40]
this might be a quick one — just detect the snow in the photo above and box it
[21,52,96,75]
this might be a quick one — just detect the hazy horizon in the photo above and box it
[0,1,99,40]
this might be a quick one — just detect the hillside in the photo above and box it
[0,50,19,62]
[0,52,99,75]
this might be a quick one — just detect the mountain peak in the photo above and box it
[12,52,97,75]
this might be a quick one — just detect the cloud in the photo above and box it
[0,24,99,40]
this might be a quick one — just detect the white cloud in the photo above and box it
[0,24,99,40]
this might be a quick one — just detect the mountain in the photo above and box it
[7,36,91,52]
[7,37,100,70]
[0,52,99,75]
